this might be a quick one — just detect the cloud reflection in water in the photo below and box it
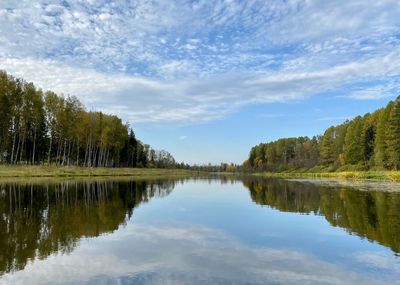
[1,223,398,285]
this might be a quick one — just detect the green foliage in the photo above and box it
[374,103,393,168]
[0,70,176,168]
[362,112,378,165]
[246,96,400,172]
[387,96,400,170]
[319,127,336,165]
[343,116,364,164]
[249,136,319,171]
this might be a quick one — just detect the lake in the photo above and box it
[0,176,399,285]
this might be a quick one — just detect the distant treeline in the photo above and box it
[179,163,240,172]
[244,95,400,172]
[0,70,176,168]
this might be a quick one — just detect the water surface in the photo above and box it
[0,176,399,284]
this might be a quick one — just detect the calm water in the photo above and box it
[0,176,400,285]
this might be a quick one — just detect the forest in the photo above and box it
[0,70,176,168]
[244,95,400,172]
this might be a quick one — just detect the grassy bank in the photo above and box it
[0,165,201,178]
[255,171,400,181]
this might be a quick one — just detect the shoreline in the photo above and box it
[253,171,400,181]
[0,165,201,178]
[2,166,400,182]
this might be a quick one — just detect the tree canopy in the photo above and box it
[0,70,176,168]
[244,95,400,172]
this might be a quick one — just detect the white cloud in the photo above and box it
[0,224,396,285]
[2,49,400,123]
[354,251,400,272]
[1,0,399,76]
[346,84,399,100]
[0,0,400,123]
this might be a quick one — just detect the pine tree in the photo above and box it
[333,122,349,166]
[343,116,364,165]
[319,127,336,165]
[386,96,400,170]
[374,102,394,168]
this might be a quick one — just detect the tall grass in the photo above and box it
[258,170,400,181]
[0,165,200,178]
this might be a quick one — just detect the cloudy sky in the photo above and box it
[1,0,400,164]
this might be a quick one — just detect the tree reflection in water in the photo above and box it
[1,176,400,277]
[242,177,400,253]
[0,179,178,274]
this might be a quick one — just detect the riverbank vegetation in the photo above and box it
[244,95,400,175]
[257,170,400,181]
[0,165,199,178]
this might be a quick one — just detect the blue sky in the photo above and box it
[0,0,400,164]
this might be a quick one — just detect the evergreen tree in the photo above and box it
[362,112,379,166]
[374,103,394,168]
[387,96,400,170]
[319,127,336,166]
[245,95,399,172]
[343,116,364,165]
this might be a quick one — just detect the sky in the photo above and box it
[0,0,400,164]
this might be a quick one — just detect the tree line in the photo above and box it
[244,95,400,172]
[0,70,176,168]
[175,162,241,172]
